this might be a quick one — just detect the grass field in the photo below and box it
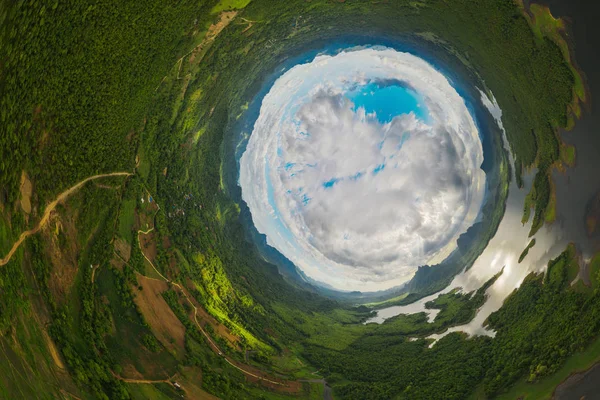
[211,0,252,14]
[127,382,181,399]
[364,293,409,308]
[97,268,179,380]
[307,382,325,400]
[118,199,136,243]
[0,0,588,398]
[0,215,12,255]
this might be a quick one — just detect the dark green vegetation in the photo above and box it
[0,0,590,399]
[425,272,501,328]
[519,239,537,263]
[303,245,600,400]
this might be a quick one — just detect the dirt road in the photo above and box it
[136,188,299,391]
[0,172,132,267]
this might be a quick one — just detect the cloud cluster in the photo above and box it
[239,47,485,291]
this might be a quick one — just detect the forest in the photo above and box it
[0,0,590,399]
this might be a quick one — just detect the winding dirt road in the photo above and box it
[111,371,177,386]
[136,191,297,390]
[0,172,132,267]
[1,172,308,395]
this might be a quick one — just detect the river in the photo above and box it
[367,0,600,361]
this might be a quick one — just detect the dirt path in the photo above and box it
[19,171,33,214]
[155,11,238,91]
[0,172,132,267]
[112,371,184,394]
[175,280,295,388]
[90,264,99,283]
[140,234,291,387]
[113,373,175,386]
[136,189,299,391]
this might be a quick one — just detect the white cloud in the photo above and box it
[240,47,485,291]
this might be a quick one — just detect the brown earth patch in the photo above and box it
[177,366,220,400]
[121,363,145,380]
[139,231,157,264]
[166,254,180,282]
[162,235,171,250]
[44,213,79,305]
[126,129,136,142]
[43,329,65,370]
[94,183,120,190]
[134,275,186,358]
[19,171,33,214]
[22,258,69,373]
[33,105,52,149]
[188,11,237,65]
[264,327,279,339]
[114,237,132,263]
[110,253,126,271]
[136,200,159,231]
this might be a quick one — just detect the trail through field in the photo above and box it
[0,172,132,267]
[113,372,176,386]
[155,11,238,90]
[112,371,185,394]
[136,189,301,393]
[90,264,99,283]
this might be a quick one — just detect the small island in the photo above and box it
[519,239,537,263]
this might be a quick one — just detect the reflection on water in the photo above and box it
[367,1,599,396]
[367,85,593,342]
[368,161,572,341]
[365,292,441,324]
[428,0,600,343]
[367,0,600,344]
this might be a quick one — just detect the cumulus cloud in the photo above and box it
[240,47,485,291]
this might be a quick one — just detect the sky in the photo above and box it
[239,46,486,292]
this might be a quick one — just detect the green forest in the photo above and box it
[0,0,592,399]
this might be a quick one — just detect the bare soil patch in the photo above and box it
[114,237,132,262]
[1,172,132,267]
[19,171,33,214]
[43,329,65,370]
[177,366,220,400]
[45,214,79,305]
[110,253,126,271]
[121,363,145,380]
[134,275,186,358]
[189,11,237,65]
[136,202,158,231]
[139,231,158,264]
